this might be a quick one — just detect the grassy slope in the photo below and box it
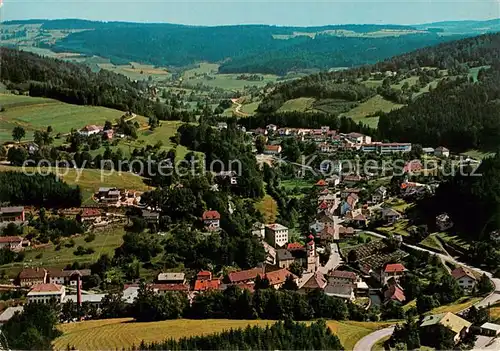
[277,97,315,112]
[0,228,125,274]
[0,165,152,205]
[343,95,404,128]
[0,94,147,143]
[54,318,390,351]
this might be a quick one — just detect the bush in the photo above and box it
[73,246,94,256]
[35,253,43,259]
[65,239,75,248]
[84,233,96,243]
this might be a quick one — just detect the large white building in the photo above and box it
[265,223,289,248]
[27,283,65,304]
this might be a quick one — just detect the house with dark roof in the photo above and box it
[0,206,25,225]
[18,268,47,287]
[329,270,358,285]
[381,208,402,224]
[372,186,387,203]
[227,268,262,285]
[276,249,294,269]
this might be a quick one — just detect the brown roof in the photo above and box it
[228,268,262,283]
[287,243,304,251]
[264,145,281,152]
[261,269,297,286]
[152,283,189,292]
[338,226,355,235]
[19,268,46,280]
[47,269,91,278]
[330,270,357,280]
[301,271,327,290]
[81,208,101,217]
[0,236,23,244]
[346,194,359,207]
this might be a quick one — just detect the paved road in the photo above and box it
[352,230,500,351]
[353,326,394,351]
[317,243,342,275]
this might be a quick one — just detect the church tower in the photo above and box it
[306,234,317,272]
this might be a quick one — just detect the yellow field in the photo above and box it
[54,318,390,351]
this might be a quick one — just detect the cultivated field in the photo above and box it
[278,97,315,112]
[54,318,390,351]
[97,63,171,82]
[0,94,143,143]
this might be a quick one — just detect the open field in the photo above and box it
[240,101,260,115]
[0,94,144,143]
[54,318,390,351]
[435,232,471,251]
[429,297,481,315]
[0,228,125,274]
[278,97,315,112]
[343,95,404,128]
[182,63,279,91]
[0,165,151,204]
[462,149,496,160]
[419,234,447,254]
[98,63,171,82]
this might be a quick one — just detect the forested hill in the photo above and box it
[41,20,464,74]
[0,48,163,117]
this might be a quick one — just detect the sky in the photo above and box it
[1,0,500,26]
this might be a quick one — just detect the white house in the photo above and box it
[79,125,102,136]
[265,223,289,248]
[451,267,477,290]
[27,283,65,304]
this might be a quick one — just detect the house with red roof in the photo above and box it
[315,179,328,187]
[78,208,102,223]
[27,283,65,303]
[451,267,477,291]
[299,271,327,294]
[193,271,220,291]
[263,144,282,155]
[260,268,297,289]
[381,263,406,285]
[227,268,263,285]
[384,284,406,304]
[202,210,221,230]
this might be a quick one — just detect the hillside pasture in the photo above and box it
[0,165,151,205]
[0,94,141,143]
[343,95,404,128]
[54,318,390,351]
[277,97,315,112]
[0,228,125,274]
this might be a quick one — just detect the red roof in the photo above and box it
[202,210,221,220]
[318,201,329,210]
[384,285,406,303]
[315,179,328,186]
[264,145,281,152]
[451,267,476,281]
[308,234,315,240]
[197,271,212,280]
[384,263,406,273]
[81,208,101,217]
[29,283,63,293]
[0,236,23,244]
[287,243,304,251]
[194,279,220,291]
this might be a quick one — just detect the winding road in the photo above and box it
[352,230,500,351]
